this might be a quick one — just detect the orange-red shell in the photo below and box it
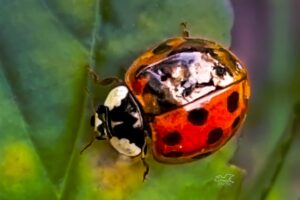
[125,37,250,163]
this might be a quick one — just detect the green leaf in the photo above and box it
[0,0,89,196]
[0,1,243,199]
[0,65,56,199]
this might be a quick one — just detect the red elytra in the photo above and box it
[125,37,250,163]
[151,82,248,163]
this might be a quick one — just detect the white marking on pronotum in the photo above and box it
[110,137,141,157]
[111,120,123,128]
[104,85,129,110]
[130,112,142,128]
[93,113,103,132]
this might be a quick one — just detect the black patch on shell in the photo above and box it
[195,78,214,88]
[182,86,193,97]
[160,74,171,82]
[137,65,148,73]
[203,48,218,57]
[90,115,95,127]
[168,47,199,56]
[227,92,239,113]
[192,152,212,160]
[156,100,178,113]
[152,42,173,54]
[135,65,149,78]
[188,108,209,125]
[207,128,223,144]
[232,116,241,129]
[143,79,165,99]
[214,65,227,77]
[107,90,146,148]
[163,151,183,157]
[139,64,148,69]
[163,131,182,146]
[143,80,177,112]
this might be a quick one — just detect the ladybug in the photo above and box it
[87,24,250,179]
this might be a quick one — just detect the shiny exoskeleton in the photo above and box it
[90,36,250,169]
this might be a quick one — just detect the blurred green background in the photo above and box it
[231,0,300,199]
[0,0,299,200]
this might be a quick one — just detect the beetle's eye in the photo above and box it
[214,66,227,77]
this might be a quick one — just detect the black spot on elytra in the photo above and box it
[192,152,212,160]
[207,128,223,144]
[188,108,209,125]
[163,131,182,146]
[232,116,241,129]
[163,151,183,157]
[227,92,239,113]
[153,42,173,54]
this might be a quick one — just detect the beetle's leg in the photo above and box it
[141,140,149,181]
[180,22,190,38]
[80,113,106,154]
[142,158,149,182]
[86,65,121,85]
[80,107,111,154]
[80,87,98,154]
[80,133,96,154]
[81,90,111,153]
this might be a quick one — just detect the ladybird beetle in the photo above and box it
[87,25,250,178]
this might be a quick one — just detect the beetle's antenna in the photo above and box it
[180,22,190,38]
[86,65,121,86]
[84,86,97,113]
